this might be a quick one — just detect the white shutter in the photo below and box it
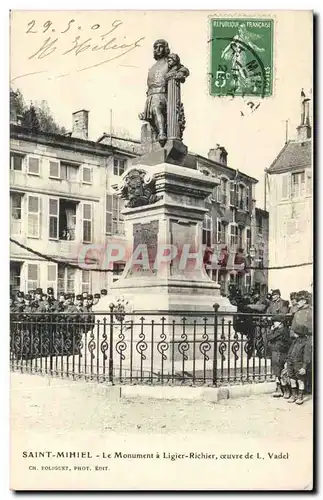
[106,194,113,234]
[48,197,59,239]
[281,173,290,200]
[27,194,40,238]
[82,202,92,243]
[28,157,40,175]
[47,263,57,295]
[27,263,39,291]
[49,160,60,178]
[82,166,92,184]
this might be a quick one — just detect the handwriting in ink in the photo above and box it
[26,18,106,35]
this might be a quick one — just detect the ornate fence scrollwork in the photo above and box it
[136,331,148,361]
[87,330,96,360]
[116,331,127,361]
[100,331,109,361]
[178,332,189,361]
[199,332,211,361]
[157,332,169,361]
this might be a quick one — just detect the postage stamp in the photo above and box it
[210,18,274,98]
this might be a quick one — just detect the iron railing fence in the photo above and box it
[10,310,292,386]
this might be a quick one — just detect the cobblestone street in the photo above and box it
[11,373,313,490]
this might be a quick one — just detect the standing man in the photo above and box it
[266,289,290,397]
[286,291,312,405]
[139,39,171,146]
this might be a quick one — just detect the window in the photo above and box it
[113,263,125,282]
[258,248,264,268]
[81,270,91,293]
[59,199,77,240]
[49,198,59,239]
[245,274,251,293]
[60,162,78,181]
[113,158,126,176]
[10,153,24,171]
[245,186,250,211]
[47,264,57,295]
[202,214,212,247]
[245,228,251,253]
[258,216,263,235]
[82,203,92,243]
[27,263,39,291]
[28,157,40,175]
[27,195,40,238]
[229,223,238,247]
[49,160,60,178]
[217,178,228,205]
[10,262,22,292]
[238,184,245,210]
[58,266,76,295]
[82,166,92,184]
[291,171,305,198]
[281,173,291,200]
[238,226,244,248]
[106,194,125,235]
[217,219,227,244]
[229,181,237,206]
[11,193,23,235]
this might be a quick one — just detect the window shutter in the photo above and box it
[28,157,40,175]
[47,263,57,295]
[27,195,40,238]
[82,202,92,243]
[106,194,113,234]
[27,263,39,291]
[49,198,59,239]
[82,166,92,184]
[49,160,60,178]
[281,174,290,199]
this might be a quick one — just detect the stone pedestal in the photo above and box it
[111,162,235,314]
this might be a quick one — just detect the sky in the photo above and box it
[10,10,313,208]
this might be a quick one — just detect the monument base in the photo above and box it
[133,138,189,167]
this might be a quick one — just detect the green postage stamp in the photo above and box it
[210,18,274,98]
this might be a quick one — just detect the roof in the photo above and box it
[10,124,138,159]
[267,139,312,174]
[190,152,259,184]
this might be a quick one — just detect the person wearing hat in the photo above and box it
[34,288,43,303]
[101,289,108,296]
[93,293,101,306]
[289,292,299,314]
[47,287,59,310]
[85,294,94,312]
[285,290,312,405]
[266,288,291,398]
[14,291,25,313]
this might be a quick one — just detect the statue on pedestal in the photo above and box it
[139,39,189,151]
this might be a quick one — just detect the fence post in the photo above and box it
[109,305,114,384]
[212,303,220,386]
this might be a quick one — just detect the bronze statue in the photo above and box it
[139,39,170,146]
[140,41,189,147]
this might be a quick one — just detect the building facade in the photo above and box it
[266,92,313,298]
[185,146,268,296]
[10,113,269,298]
[10,111,136,296]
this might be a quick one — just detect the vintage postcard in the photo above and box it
[9,10,313,491]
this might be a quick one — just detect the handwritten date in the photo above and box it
[26,19,101,35]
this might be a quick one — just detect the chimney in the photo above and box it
[72,110,89,140]
[297,90,311,141]
[208,144,228,165]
